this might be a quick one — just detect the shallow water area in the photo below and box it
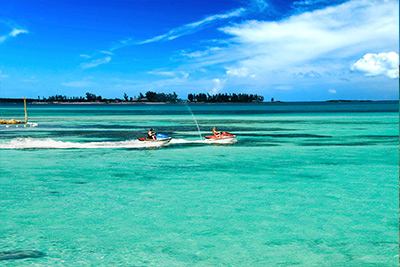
[0,102,398,266]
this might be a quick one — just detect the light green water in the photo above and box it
[0,102,398,266]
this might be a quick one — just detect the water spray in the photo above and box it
[185,104,203,140]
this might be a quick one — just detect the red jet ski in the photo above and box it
[205,132,236,140]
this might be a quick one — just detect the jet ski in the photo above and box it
[138,133,172,145]
[205,132,236,140]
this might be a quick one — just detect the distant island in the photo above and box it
[2,92,387,104]
[0,91,267,104]
[325,100,374,103]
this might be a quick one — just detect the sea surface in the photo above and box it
[0,102,398,266]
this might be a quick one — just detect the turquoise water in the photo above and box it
[0,102,398,266]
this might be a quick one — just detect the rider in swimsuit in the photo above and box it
[212,127,221,136]
[148,128,157,140]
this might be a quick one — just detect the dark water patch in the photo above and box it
[65,124,139,130]
[253,186,265,190]
[113,173,129,178]
[369,241,398,245]
[129,173,159,181]
[197,119,309,124]
[276,261,302,266]
[294,173,325,180]
[264,240,292,246]
[48,191,60,195]
[236,132,296,137]
[318,161,340,166]
[0,250,45,261]
[355,135,399,139]
[161,164,202,170]
[313,120,396,125]
[72,181,87,185]
[264,133,332,138]
[234,143,281,147]
[163,143,219,150]
[229,139,283,147]
[300,141,380,147]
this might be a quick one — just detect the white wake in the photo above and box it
[170,138,238,145]
[0,138,169,149]
[0,137,237,149]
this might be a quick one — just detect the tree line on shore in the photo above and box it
[187,93,264,103]
[31,91,265,103]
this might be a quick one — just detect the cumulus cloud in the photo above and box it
[177,0,398,91]
[226,67,250,77]
[219,0,397,72]
[209,78,226,94]
[351,52,399,78]
[81,56,112,69]
[328,89,337,93]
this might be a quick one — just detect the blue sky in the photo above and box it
[0,0,398,100]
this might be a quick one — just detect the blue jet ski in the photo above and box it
[138,133,172,144]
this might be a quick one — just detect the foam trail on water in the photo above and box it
[0,138,170,149]
[170,138,238,145]
[0,137,238,149]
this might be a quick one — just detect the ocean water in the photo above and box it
[0,102,398,266]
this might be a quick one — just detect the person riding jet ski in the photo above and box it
[148,128,157,140]
[205,127,236,140]
[212,126,221,137]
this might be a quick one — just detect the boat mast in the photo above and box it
[23,97,28,123]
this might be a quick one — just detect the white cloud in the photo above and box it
[351,52,399,78]
[274,85,292,90]
[0,70,8,78]
[180,47,223,59]
[219,0,397,71]
[80,54,91,59]
[138,8,246,45]
[23,76,39,83]
[292,0,331,6]
[209,78,226,94]
[147,71,189,79]
[178,0,398,91]
[9,28,28,37]
[0,28,28,43]
[62,81,95,87]
[226,67,251,77]
[100,50,113,55]
[250,0,269,11]
[81,56,112,69]
[328,89,337,93]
